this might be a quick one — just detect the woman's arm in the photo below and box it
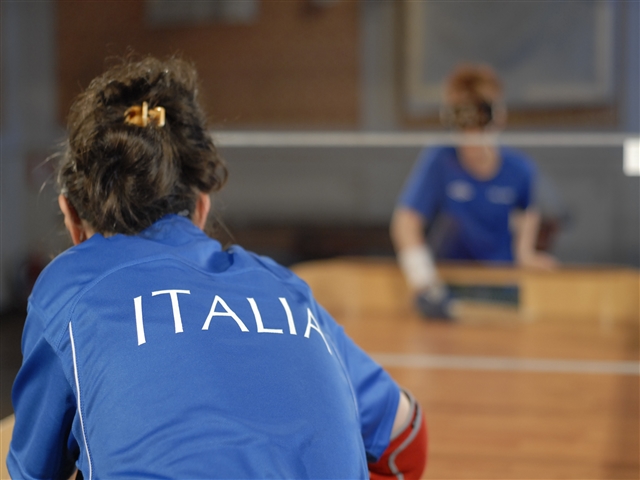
[390,208,427,253]
[513,208,557,270]
[391,208,443,294]
[368,390,427,480]
[8,309,79,479]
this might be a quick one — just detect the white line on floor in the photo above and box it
[372,353,640,376]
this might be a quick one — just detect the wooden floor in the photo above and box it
[2,259,638,479]
[293,258,640,479]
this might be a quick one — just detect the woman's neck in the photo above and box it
[457,143,501,180]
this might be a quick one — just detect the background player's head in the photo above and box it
[440,63,506,132]
[57,56,228,237]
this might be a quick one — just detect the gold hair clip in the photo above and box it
[124,101,166,127]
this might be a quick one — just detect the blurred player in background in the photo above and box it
[8,56,426,478]
[391,64,556,319]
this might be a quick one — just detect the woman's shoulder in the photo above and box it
[28,235,138,319]
[29,229,312,331]
[413,146,457,177]
[499,147,537,176]
[500,147,534,166]
[420,146,456,163]
[228,245,308,288]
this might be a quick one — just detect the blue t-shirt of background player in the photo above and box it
[398,146,536,262]
[8,215,400,479]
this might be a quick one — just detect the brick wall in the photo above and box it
[57,0,360,128]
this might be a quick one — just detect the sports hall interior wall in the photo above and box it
[1,1,639,314]
[57,0,361,128]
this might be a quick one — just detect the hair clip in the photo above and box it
[124,101,166,127]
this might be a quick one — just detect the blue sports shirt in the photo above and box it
[9,215,400,479]
[398,146,537,262]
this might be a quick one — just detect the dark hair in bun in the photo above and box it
[58,55,227,235]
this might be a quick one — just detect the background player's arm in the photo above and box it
[390,207,441,293]
[513,208,557,270]
[391,207,451,318]
[390,207,427,253]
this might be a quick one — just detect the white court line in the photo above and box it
[372,353,640,376]
[212,131,635,148]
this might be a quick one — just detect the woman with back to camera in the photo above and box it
[8,56,426,478]
[391,64,556,320]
